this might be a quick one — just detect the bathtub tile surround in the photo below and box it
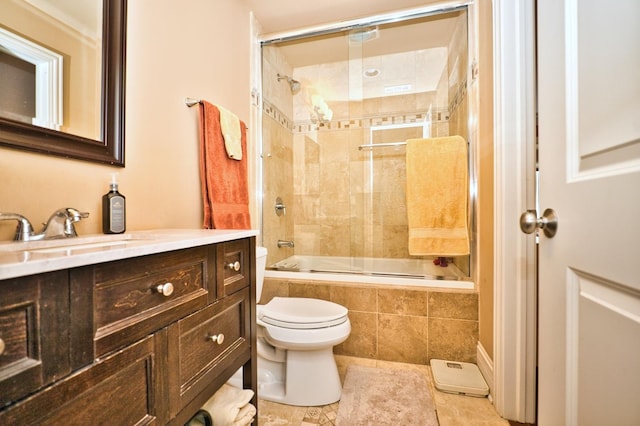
[430,291,479,320]
[262,278,479,364]
[331,285,377,312]
[337,311,378,359]
[429,318,479,362]
[378,288,429,315]
[378,313,430,364]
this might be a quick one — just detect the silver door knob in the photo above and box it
[519,208,558,238]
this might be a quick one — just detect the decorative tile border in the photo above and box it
[263,99,449,134]
[262,100,294,131]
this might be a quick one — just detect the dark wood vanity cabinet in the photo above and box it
[0,237,257,425]
[0,271,71,408]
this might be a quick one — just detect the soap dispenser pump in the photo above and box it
[102,173,126,234]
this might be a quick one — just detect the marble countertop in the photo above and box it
[0,228,259,280]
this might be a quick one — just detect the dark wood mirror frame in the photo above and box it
[0,0,126,167]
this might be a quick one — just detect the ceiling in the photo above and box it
[247,1,464,108]
[272,14,460,69]
[24,0,101,39]
[243,0,453,35]
[245,0,462,68]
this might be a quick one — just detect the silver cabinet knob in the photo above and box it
[226,261,241,272]
[154,282,174,296]
[208,334,225,345]
[520,208,558,238]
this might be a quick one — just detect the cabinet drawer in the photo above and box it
[217,238,252,297]
[0,271,70,408]
[167,288,250,416]
[88,247,213,356]
[0,334,166,425]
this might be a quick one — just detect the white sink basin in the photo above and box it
[27,239,146,254]
[0,233,154,254]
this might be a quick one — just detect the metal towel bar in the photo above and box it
[186,98,249,129]
[185,97,201,107]
[358,141,407,151]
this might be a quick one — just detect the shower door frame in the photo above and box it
[255,1,476,280]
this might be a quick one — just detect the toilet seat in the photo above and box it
[259,297,348,329]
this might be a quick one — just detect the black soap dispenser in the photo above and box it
[102,173,126,234]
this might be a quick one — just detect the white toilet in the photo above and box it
[231,246,351,406]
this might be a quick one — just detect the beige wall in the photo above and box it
[0,0,254,240]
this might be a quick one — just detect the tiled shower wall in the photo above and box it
[262,45,295,264]
[262,12,470,270]
[291,92,449,260]
[261,278,479,364]
[262,107,294,264]
[264,89,457,262]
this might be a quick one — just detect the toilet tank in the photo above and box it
[256,246,268,302]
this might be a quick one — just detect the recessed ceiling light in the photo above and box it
[364,68,380,78]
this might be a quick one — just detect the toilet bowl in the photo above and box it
[230,246,351,406]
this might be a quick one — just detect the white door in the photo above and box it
[536,0,640,425]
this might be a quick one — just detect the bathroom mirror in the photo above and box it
[0,0,126,166]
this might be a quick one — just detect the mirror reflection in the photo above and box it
[0,0,102,140]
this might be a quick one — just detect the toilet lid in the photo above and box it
[259,297,348,329]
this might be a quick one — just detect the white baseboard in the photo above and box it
[477,342,494,396]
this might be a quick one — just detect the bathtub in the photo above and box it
[266,255,474,290]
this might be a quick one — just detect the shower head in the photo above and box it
[277,73,301,94]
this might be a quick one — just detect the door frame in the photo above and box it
[492,0,537,423]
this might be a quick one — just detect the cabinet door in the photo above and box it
[0,333,167,425]
[166,288,251,420]
[0,271,70,407]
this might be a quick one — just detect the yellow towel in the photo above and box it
[218,105,243,160]
[406,136,469,256]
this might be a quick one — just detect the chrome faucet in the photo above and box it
[0,208,89,241]
[0,212,35,241]
[277,239,295,248]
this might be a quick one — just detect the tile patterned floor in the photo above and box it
[257,355,510,426]
[301,404,339,425]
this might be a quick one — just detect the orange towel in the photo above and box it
[406,136,469,256]
[198,101,251,229]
